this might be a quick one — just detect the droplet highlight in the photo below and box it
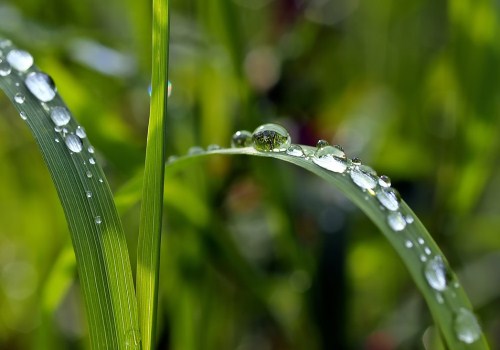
[231,130,253,148]
[454,308,481,344]
[65,134,83,153]
[25,72,57,102]
[6,50,33,72]
[95,216,102,225]
[252,123,291,152]
[424,256,448,291]
[76,126,87,138]
[387,212,406,231]
[350,165,378,190]
[50,106,71,126]
[14,93,25,104]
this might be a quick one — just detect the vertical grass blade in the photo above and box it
[136,0,170,349]
[0,41,140,349]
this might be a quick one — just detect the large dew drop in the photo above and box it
[376,187,400,211]
[6,50,33,72]
[424,256,448,291]
[231,130,253,148]
[454,308,481,344]
[312,142,348,173]
[0,58,11,76]
[387,211,406,231]
[65,134,83,153]
[25,72,57,102]
[252,123,291,152]
[350,165,378,190]
[50,106,71,126]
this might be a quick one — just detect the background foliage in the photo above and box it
[0,0,499,349]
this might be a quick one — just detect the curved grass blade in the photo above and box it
[135,0,170,348]
[160,145,489,349]
[0,40,140,349]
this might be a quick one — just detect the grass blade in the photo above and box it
[135,0,170,348]
[0,41,140,349]
[128,143,488,349]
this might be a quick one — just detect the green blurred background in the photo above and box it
[1,0,500,349]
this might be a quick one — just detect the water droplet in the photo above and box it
[376,187,400,211]
[351,157,362,165]
[316,139,329,148]
[424,255,449,291]
[88,146,95,154]
[207,144,221,151]
[350,165,378,190]
[231,130,253,148]
[436,293,444,304]
[14,93,25,104]
[424,247,432,255]
[387,212,406,231]
[0,58,11,76]
[6,50,33,72]
[188,146,204,155]
[420,255,428,262]
[89,158,96,165]
[95,216,102,224]
[25,72,57,102]
[315,144,345,159]
[286,144,305,157]
[418,238,425,245]
[168,80,172,97]
[454,308,481,344]
[50,106,71,126]
[76,126,86,138]
[19,111,27,120]
[405,240,413,248]
[252,123,291,152]
[167,155,178,163]
[0,39,12,49]
[405,215,414,224]
[86,171,92,178]
[378,175,391,188]
[65,134,83,153]
[98,178,104,183]
[55,138,60,143]
[86,191,92,198]
[313,153,348,173]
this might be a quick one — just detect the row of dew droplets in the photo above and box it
[0,42,103,227]
[234,122,482,345]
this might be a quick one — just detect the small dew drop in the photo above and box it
[387,212,406,231]
[252,123,291,152]
[0,39,12,49]
[378,175,391,188]
[76,126,87,138]
[86,191,92,198]
[188,146,204,155]
[207,144,221,151]
[55,138,60,143]
[19,111,27,120]
[420,255,428,262]
[14,93,25,104]
[25,72,57,102]
[316,139,329,148]
[286,144,305,157]
[0,58,11,76]
[351,157,362,165]
[314,144,345,159]
[50,106,71,126]
[454,308,481,344]
[418,238,425,245]
[89,158,96,165]
[350,165,378,190]
[405,215,414,224]
[376,187,400,211]
[436,293,444,304]
[65,134,83,153]
[6,50,33,72]
[95,216,102,225]
[424,247,432,255]
[424,256,448,291]
[98,178,103,183]
[88,146,95,154]
[405,240,413,248]
[312,154,348,173]
[231,130,253,148]
[86,171,92,178]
